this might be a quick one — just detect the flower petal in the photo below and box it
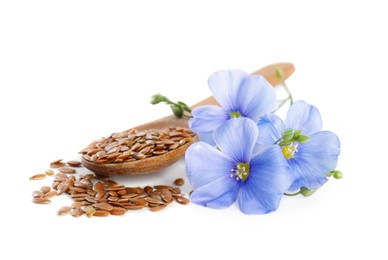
[257,114,285,146]
[213,117,258,163]
[238,146,290,214]
[189,105,229,145]
[285,101,322,136]
[236,75,277,121]
[185,141,233,189]
[208,70,248,112]
[190,176,239,209]
[288,131,341,191]
[250,145,291,193]
[190,105,229,132]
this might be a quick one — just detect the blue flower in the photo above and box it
[257,101,341,191]
[185,118,291,214]
[189,70,278,145]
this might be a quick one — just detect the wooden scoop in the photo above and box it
[82,63,295,175]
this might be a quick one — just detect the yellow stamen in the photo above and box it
[282,145,297,159]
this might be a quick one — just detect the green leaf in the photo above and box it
[282,130,295,142]
[333,170,343,179]
[293,129,302,138]
[297,135,310,143]
[170,105,183,118]
[150,94,168,104]
[177,101,191,112]
[279,140,292,146]
[299,187,316,197]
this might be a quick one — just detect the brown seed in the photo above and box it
[108,191,118,197]
[160,190,173,203]
[33,197,51,204]
[93,210,110,217]
[50,159,63,164]
[117,189,127,196]
[105,185,125,191]
[70,193,88,198]
[40,186,51,194]
[175,196,190,205]
[67,160,82,167]
[71,208,84,217]
[170,187,181,194]
[45,169,55,176]
[71,202,82,209]
[85,207,97,218]
[152,150,168,155]
[125,205,144,210]
[153,185,172,190]
[57,182,69,195]
[108,196,118,202]
[29,174,46,180]
[110,207,126,216]
[121,193,139,199]
[168,142,179,150]
[58,206,71,216]
[149,204,168,212]
[131,198,149,207]
[144,197,165,205]
[44,191,57,198]
[50,162,66,168]
[174,178,185,186]
[83,154,92,161]
[85,196,97,204]
[55,171,68,178]
[59,167,76,174]
[144,186,153,194]
[32,190,44,198]
[69,187,86,193]
[95,191,106,200]
[94,202,113,212]
[106,179,119,186]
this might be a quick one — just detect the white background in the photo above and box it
[1,1,387,259]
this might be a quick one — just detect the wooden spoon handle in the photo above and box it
[135,63,295,130]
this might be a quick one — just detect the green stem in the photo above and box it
[284,191,301,196]
[282,81,293,105]
[273,96,292,113]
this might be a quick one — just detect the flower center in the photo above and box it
[230,111,242,118]
[230,163,250,182]
[281,144,298,159]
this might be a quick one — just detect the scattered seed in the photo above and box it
[45,169,55,176]
[149,204,168,212]
[40,186,51,194]
[160,190,173,203]
[58,206,71,216]
[30,174,46,180]
[31,154,191,217]
[174,178,185,186]
[33,197,51,204]
[32,190,44,198]
[46,191,58,199]
[175,196,190,205]
[94,202,113,212]
[110,207,126,216]
[59,167,76,174]
[153,185,172,190]
[93,210,110,217]
[85,207,96,218]
[71,208,84,217]
[67,160,82,167]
